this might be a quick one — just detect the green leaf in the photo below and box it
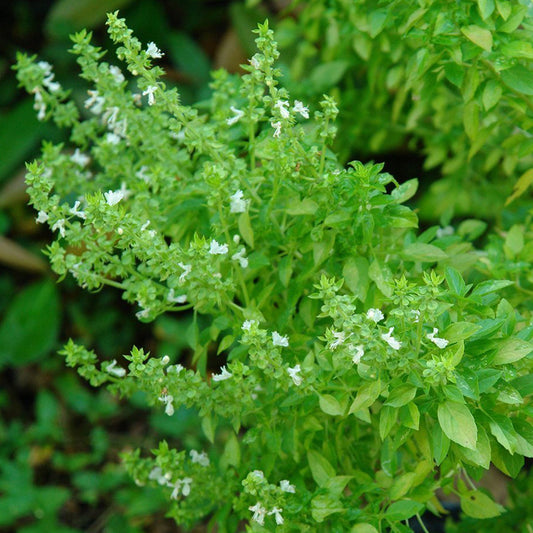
[489,415,517,453]
[221,432,240,468]
[389,472,417,500]
[349,380,381,413]
[201,416,215,443]
[471,279,513,297]
[379,405,398,440]
[385,500,424,521]
[477,0,495,19]
[504,224,524,257]
[391,179,418,204]
[461,25,493,51]
[310,61,349,92]
[286,198,319,215]
[463,101,480,140]
[493,338,533,365]
[459,425,491,469]
[368,259,393,297]
[385,385,417,408]
[311,494,344,522]
[351,525,379,533]
[401,243,447,262]
[481,80,502,111]
[307,450,335,487]
[319,394,345,416]
[507,168,533,205]
[501,65,533,95]
[445,267,467,296]
[460,490,503,519]
[0,280,60,367]
[325,476,353,498]
[443,322,482,343]
[438,401,477,450]
[432,423,451,466]
[343,257,369,301]
[368,9,388,38]
[238,211,254,248]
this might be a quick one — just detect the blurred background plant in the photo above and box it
[3,0,533,531]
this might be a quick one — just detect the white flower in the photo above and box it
[33,89,46,121]
[136,308,150,320]
[136,166,150,182]
[143,85,158,106]
[427,328,449,349]
[104,106,119,128]
[52,219,66,237]
[37,61,52,76]
[158,393,175,416]
[381,327,402,350]
[229,190,247,213]
[250,470,264,480]
[84,90,105,114]
[412,309,421,323]
[232,248,248,268]
[43,75,60,93]
[109,65,125,84]
[161,355,170,365]
[250,55,261,69]
[146,41,164,58]
[105,360,126,377]
[436,225,454,239]
[71,149,90,167]
[209,240,228,255]
[171,477,192,499]
[212,365,232,381]
[269,507,284,525]
[242,319,257,331]
[104,190,124,206]
[36,210,48,224]
[280,480,296,493]
[350,344,365,364]
[366,308,384,323]
[226,106,244,126]
[105,132,121,145]
[271,120,282,137]
[329,330,346,349]
[287,364,302,386]
[148,467,168,485]
[167,289,187,304]
[167,364,184,375]
[272,331,289,347]
[70,200,86,219]
[275,100,290,119]
[190,450,210,467]
[293,100,309,119]
[249,502,267,525]
[178,262,192,283]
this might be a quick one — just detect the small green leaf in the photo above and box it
[459,425,491,469]
[504,225,524,257]
[311,495,344,522]
[443,322,481,343]
[351,525,379,533]
[506,168,533,205]
[349,380,381,413]
[461,25,493,51]
[482,80,503,110]
[401,243,447,262]
[310,61,349,92]
[238,211,254,248]
[286,198,319,215]
[201,416,216,443]
[307,450,335,487]
[463,100,480,140]
[391,179,418,204]
[385,385,417,408]
[431,423,451,465]
[471,279,513,297]
[389,472,417,500]
[501,65,533,95]
[379,405,398,440]
[477,0,495,19]
[438,401,477,450]
[319,394,344,416]
[385,500,424,521]
[368,260,393,297]
[493,338,533,365]
[445,266,467,296]
[368,9,388,38]
[460,490,503,518]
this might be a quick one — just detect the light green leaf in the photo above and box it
[311,495,344,522]
[493,338,533,365]
[307,450,335,487]
[463,100,480,140]
[385,385,417,408]
[369,9,388,38]
[477,0,495,19]
[504,225,524,257]
[506,168,533,205]
[238,211,254,248]
[385,500,424,521]
[461,25,493,51]
[391,179,418,204]
[501,65,533,95]
[460,491,504,518]
[438,401,477,450]
[343,257,369,301]
[286,198,319,215]
[368,260,393,297]
[389,472,417,500]
[221,432,240,468]
[482,80,502,110]
[401,243,447,262]
[351,525,378,533]
[431,423,451,465]
[350,380,381,413]
[379,405,398,440]
[460,425,491,469]
[310,61,349,92]
[319,394,344,416]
